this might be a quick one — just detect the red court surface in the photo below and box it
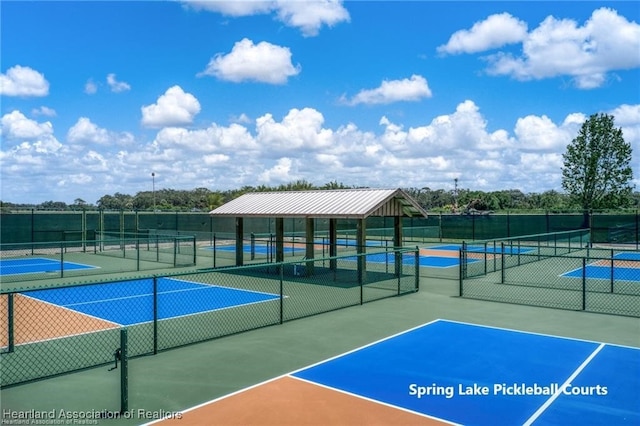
[153,376,451,426]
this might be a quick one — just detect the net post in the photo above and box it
[136,237,140,271]
[120,328,129,414]
[7,293,15,353]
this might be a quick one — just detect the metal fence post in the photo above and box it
[610,250,615,293]
[192,237,196,265]
[120,328,128,414]
[582,257,587,311]
[60,241,65,278]
[501,242,505,284]
[279,265,284,324]
[459,248,463,297]
[153,276,158,355]
[414,248,420,292]
[7,293,14,353]
[173,237,177,267]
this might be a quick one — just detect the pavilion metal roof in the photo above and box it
[209,188,428,219]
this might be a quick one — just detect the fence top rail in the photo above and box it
[465,228,590,245]
[0,235,196,249]
[459,248,639,261]
[0,246,419,295]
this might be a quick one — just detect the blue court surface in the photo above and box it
[204,244,304,254]
[0,257,97,276]
[22,278,280,326]
[614,252,640,261]
[561,252,640,282]
[431,244,534,255]
[344,252,478,268]
[314,238,387,247]
[292,319,640,425]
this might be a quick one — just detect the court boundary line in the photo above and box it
[167,277,282,298]
[0,257,100,277]
[522,343,605,426]
[289,375,461,425]
[441,318,640,350]
[128,296,284,327]
[559,263,640,282]
[18,293,123,327]
[419,256,479,269]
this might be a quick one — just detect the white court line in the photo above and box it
[522,343,605,426]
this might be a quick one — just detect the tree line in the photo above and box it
[2,184,638,213]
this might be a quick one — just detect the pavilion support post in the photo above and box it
[235,217,244,266]
[305,218,315,276]
[275,218,284,263]
[329,219,337,270]
[394,216,403,276]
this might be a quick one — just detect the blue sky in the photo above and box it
[1,1,639,204]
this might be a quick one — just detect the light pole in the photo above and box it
[454,178,459,213]
[152,172,156,211]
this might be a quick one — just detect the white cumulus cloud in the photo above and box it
[106,73,131,93]
[0,65,50,97]
[182,0,349,36]
[438,12,528,55]
[68,118,110,145]
[199,38,301,84]
[141,86,201,128]
[1,110,54,140]
[343,75,432,106]
[258,157,297,183]
[256,108,333,153]
[275,0,351,37]
[84,79,98,95]
[485,8,640,89]
[66,118,133,147]
[31,106,57,117]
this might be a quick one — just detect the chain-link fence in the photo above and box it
[459,239,639,317]
[3,210,638,248]
[0,235,196,285]
[462,229,590,279]
[0,247,418,388]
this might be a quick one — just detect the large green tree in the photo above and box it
[562,113,634,211]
